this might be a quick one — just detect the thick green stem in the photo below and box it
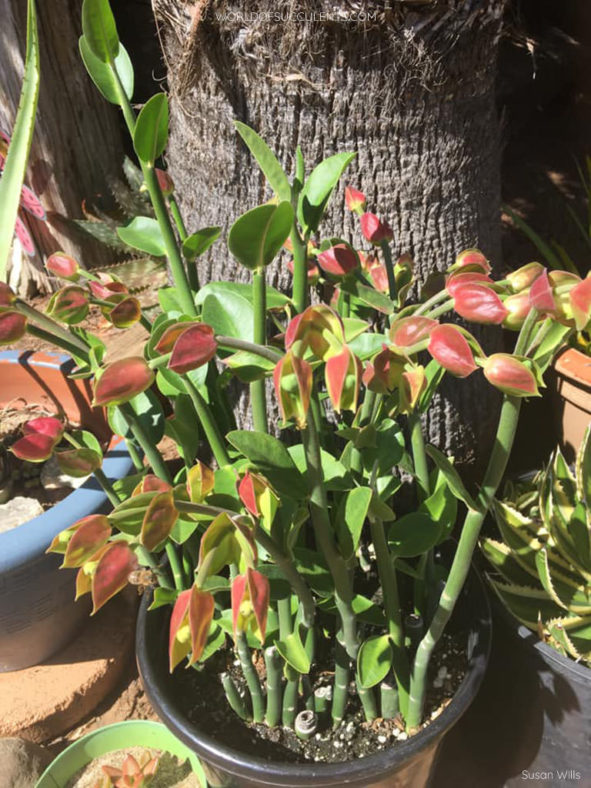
[369,517,410,719]
[135,544,172,589]
[125,439,143,472]
[380,680,399,719]
[379,240,397,304]
[409,413,430,501]
[251,269,268,433]
[264,646,283,727]
[216,335,282,364]
[17,301,90,356]
[169,196,188,241]
[165,544,184,591]
[331,632,349,728]
[183,379,230,467]
[302,419,358,660]
[25,324,90,363]
[356,676,377,722]
[350,388,376,474]
[291,228,308,314]
[117,404,171,483]
[236,632,265,723]
[414,289,449,316]
[221,672,250,721]
[426,299,454,320]
[282,669,299,728]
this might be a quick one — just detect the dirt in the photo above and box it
[171,630,468,765]
[66,746,199,788]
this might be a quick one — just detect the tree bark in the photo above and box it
[0,0,125,293]
[153,0,507,470]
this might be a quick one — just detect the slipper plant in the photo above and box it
[4,0,588,740]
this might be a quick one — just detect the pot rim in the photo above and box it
[35,719,206,788]
[136,558,492,786]
[553,347,591,389]
[0,351,133,570]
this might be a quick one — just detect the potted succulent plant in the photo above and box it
[481,427,590,782]
[0,1,135,670]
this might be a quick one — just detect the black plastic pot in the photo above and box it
[136,560,491,788]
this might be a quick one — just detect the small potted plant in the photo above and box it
[481,426,590,781]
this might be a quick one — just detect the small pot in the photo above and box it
[551,347,591,462]
[136,559,491,788]
[0,351,133,670]
[35,719,207,787]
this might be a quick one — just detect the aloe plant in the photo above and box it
[482,426,591,665]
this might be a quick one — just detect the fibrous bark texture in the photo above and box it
[0,0,124,293]
[153,0,507,470]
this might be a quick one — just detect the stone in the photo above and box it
[0,737,52,788]
[40,455,89,491]
[0,496,43,533]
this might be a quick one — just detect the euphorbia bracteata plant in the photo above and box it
[5,0,586,742]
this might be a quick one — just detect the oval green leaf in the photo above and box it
[81,0,119,63]
[79,35,133,104]
[133,93,169,165]
[228,201,293,271]
[298,152,355,234]
[117,217,166,256]
[388,512,440,558]
[234,122,291,202]
[274,631,311,675]
[357,634,392,688]
[182,227,222,261]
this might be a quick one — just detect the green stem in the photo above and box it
[216,335,282,364]
[331,632,349,728]
[251,268,268,433]
[291,227,308,314]
[302,418,358,660]
[236,632,265,723]
[135,544,172,590]
[426,299,454,320]
[350,388,375,474]
[264,646,283,727]
[409,413,430,500]
[282,669,299,728]
[26,324,90,365]
[414,289,449,316]
[221,672,250,720]
[183,378,230,467]
[125,439,143,472]
[117,404,171,482]
[356,676,377,722]
[379,240,397,304]
[369,517,410,720]
[169,196,188,241]
[165,543,184,591]
[62,432,119,506]
[17,301,91,356]
[380,680,399,719]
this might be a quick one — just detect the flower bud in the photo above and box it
[506,262,545,293]
[360,212,393,244]
[155,322,218,374]
[60,515,112,569]
[399,366,427,414]
[317,244,359,277]
[325,345,362,413]
[362,347,405,393]
[427,324,478,378]
[502,291,531,330]
[133,474,172,496]
[569,274,591,331]
[449,249,491,275]
[389,316,437,350]
[11,416,64,462]
[238,471,279,525]
[46,286,89,325]
[231,568,270,644]
[528,269,556,313]
[155,168,175,196]
[0,309,27,345]
[285,305,345,360]
[345,186,366,213]
[169,586,215,670]
[482,354,539,397]
[46,252,80,281]
[453,284,508,325]
[0,283,17,306]
[273,351,312,428]
[445,271,493,298]
[92,357,155,407]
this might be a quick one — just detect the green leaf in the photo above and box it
[533,322,571,373]
[234,122,291,202]
[226,431,308,499]
[79,35,133,104]
[81,0,119,63]
[228,201,293,271]
[117,217,166,256]
[133,93,169,165]
[361,419,405,475]
[425,445,480,512]
[182,227,221,261]
[288,445,352,492]
[348,331,389,361]
[198,624,227,663]
[169,517,199,544]
[224,351,276,383]
[202,291,254,345]
[576,424,591,506]
[0,0,40,282]
[148,587,178,610]
[108,390,165,446]
[274,630,311,674]
[357,635,392,688]
[164,395,200,464]
[339,278,394,315]
[298,152,355,234]
[157,287,183,316]
[481,539,539,586]
[335,486,372,560]
[195,281,291,310]
[488,577,565,629]
[292,548,334,596]
[420,470,458,544]
[388,512,441,558]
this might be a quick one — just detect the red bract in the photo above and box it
[529,269,556,313]
[11,416,64,461]
[482,354,539,397]
[507,262,545,293]
[132,474,172,496]
[325,345,362,413]
[231,568,270,644]
[23,416,64,440]
[569,275,591,331]
[62,515,111,569]
[428,324,478,378]
[362,347,405,393]
[0,282,17,306]
[285,305,345,359]
[453,284,508,325]
[46,286,89,324]
[450,249,491,275]
[106,296,142,329]
[187,461,215,503]
[169,586,215,670]
[389,316,437,349]
[91,542,139,614]
[273,351,312,428]
[156,168,174,195]
[317,244,359,276]
[503,291,531,330]
[140,490,179,550]
[45,252,80,281]
[188,587,215,664]
[168,589,191,671]
[445,271,493,297]
[0,309,27,345]
[89,279,128,300]
[93,357,155,407]
[360,212,393,244]
[155,322,218,374]
[400,366,427,414]
[345,186,366,213]
[238,471,278,523]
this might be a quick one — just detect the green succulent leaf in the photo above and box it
[274,630,310,675]
[202,291,254,345]
[108,389,165,446]
[425,445,480,512]
[234,122,291,202]
[81,0,119,63]
[228,201,293,271]
[388,512,440,558]
[226,431,308,499]
[357,634,392,688]
[576,424,591,506]
[335,486,372,560]
[487,578,564,629]
[117,217,166,256]
[298,152,356,235]
[195,281,291,310]
[182,227,222,261]
[288,445,352,492]
[481,539,538,586]
[133,93,169,165]
[79,35,133,104]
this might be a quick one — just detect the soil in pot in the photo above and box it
[66,746,200,788]
[155,626,468,765]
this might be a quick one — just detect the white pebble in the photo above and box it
[378,735,387,744]
[334,741,341,748]
[433,679,443,689]
[392,728,400,738]
[398,732,408,741]
[437,666,448,680]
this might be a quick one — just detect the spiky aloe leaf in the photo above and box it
[106,175,152,218]
[576,424,591,505]
[481,539,537,586]
[487,577,565,630]
[71,218,128,251]
[122,155,143,192]
[535,549,591,615]
[492,500,542,578]
[546,457,591,578]
[546,616,591,663]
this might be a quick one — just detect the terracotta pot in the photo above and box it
[550,347,591,462]
[0,351,133,671]
[136,557,492,788]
